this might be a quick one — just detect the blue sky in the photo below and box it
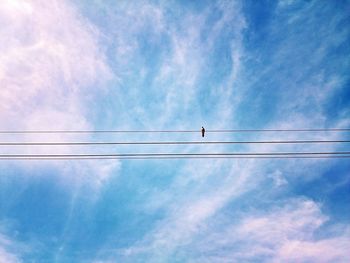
[0,0,349,262]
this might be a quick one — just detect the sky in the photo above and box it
[0,0,350,262]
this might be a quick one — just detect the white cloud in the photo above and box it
[0,0,119,186]
[189,199,350,262]
[2,0,348,261]
[0,0,111,125]
[80,1,348,261]
[0,247,20,263]
[276,238,350,263]
[236,200,327,242]
[269,170,288,187]
[0,233,22,263]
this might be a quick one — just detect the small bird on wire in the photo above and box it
[201,126,205,137]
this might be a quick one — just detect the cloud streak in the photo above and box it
[91,1,350,261]
[0,0,119,186]
[0,0,349,262]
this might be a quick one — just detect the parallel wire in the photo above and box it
[1,129,349,160]
[1,152,350,158]
[208,128,350,132]
[1,156,350,160]
[0,140,349,146]
[0,128,349,134]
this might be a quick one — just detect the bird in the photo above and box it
[201,126,205,137]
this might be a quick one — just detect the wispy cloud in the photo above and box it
[1,0,349,261]
[93,1,350,261]
[189,199,350,262]
[0,0,119,186]
[0,226,23,263]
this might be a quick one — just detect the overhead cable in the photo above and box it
[0,128,349,134]
[1,156,350,160]
[1,151,350,158]
[0,140,349,146]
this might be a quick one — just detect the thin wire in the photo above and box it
[1,152,350,158]
[0,128,349,134]
[208,128,350,132]
[0,130,197,133]
[1,156,350,160]
[0,140,349,146]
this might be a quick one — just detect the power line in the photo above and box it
[0,128,349,134]
[1,156,350,160]
[1,151,349,158]
[0,130,197,134]
[0,140,349,146]
[208,128,350,133]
